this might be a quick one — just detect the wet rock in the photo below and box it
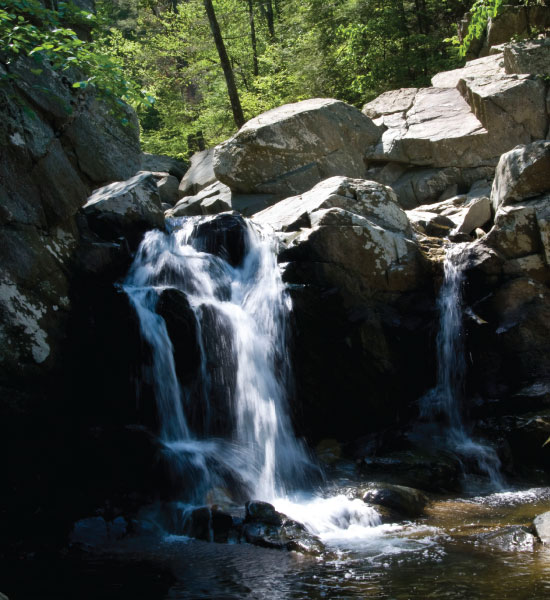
[491,142,550,211]
[533,511,550,544]
[214,98,381,199]
[359,484,429,518]
[156,288,201,386]
[70,517,109,548]
[178,149,217,197]
[243,501,324,555]
[189,213,248,267]
[182,506,235,543]
[141,153,188,179]
[360,447,463,493]
[478,525,538,551]
[83,172,165,244]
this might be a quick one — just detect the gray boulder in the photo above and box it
[534,511,550,544]
[140,152,188,179]
[504,38,550,76]
[83,172,164,241]
[478,526,538,551]
[491,141,550,210]
[213,98,381,199]
[154,173,181,206]
[167,181,275,218]
[360,483,429,518]
[431,53,505,88]
[178,148,217,197]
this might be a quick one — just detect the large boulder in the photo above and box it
[140,153,188,179]
[533,511,550,544]
[255,177,433,441]
[167,181,275,218]
[213,99,381,199]
[363,87,490,168]
[458,74,548,147]
[83,172,165,243]
[491,142,550,211]
[431,53,505,89]
[504,38,550,76]
[178,148,217,197]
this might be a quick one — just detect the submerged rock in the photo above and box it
[359,484,429,518]
[477,525,538,551]
[214,98,381,199]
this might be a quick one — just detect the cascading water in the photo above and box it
[124,216,314,502]
[124,214,382,540]
[418,243,504,489]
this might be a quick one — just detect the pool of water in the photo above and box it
[3,487,550,599]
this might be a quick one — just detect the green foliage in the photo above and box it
[0,0,152,111]
[458,0,503,56]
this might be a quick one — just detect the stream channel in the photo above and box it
[3,216,550,599]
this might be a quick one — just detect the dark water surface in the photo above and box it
[3,488,550,600]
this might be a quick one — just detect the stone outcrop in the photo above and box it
[504,38,550,76]
[491,141,550,210]
[431,53,505,88]
[83,172,165,243]
[213,98,381,199]
[167,181,275,218]
[256,177,433,440]
[178,148,217,197]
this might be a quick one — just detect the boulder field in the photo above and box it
[2,31,550,549]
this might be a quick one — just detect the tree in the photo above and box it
[203,0,245,128]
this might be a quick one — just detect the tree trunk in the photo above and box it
[248,0,259,76]
[261,0,275,37]
[203,0,245,129]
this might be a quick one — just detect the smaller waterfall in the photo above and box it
[419,244,504,489]
[124,216,314,503]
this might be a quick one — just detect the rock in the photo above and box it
[478,526,538,551]
[534,511,550,544]
[167,181,275,218]
[362,87,418,119]
[65,95,141,184]
[245,500,284,526]
[360,484,429,518]
[141,153,188,179]
[490,142,550,211]
[256,176,411,235]
[83,172,165,243]
[504,38,550,76]
[182,506,235,543]
[156,288,201,386]
[213,98,381,198]
[406,187,491,237]
[188,213,248,267]
[243,501,324,555]
[70,517,109,548]
[168,182,232,217]
[368,164,495,209]
[431,53,505,88]
[179,149,217,197]
[486,5,528,48]
[458,74,548,147]
[360,447,463,493]
[365,87,490,168]
[484,197,550,259]
[155,174,180,206]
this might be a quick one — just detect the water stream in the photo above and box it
[416,243,504,490]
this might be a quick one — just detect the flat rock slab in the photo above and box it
[213,98,381,199]
[431,53,505,89]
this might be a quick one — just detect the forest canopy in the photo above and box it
[2,0,483,159]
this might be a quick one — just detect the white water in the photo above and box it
[124,217,313,501]
[419,244,504,489]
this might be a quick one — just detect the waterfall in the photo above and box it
[123,216,313,503]
[419,244,504,489]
